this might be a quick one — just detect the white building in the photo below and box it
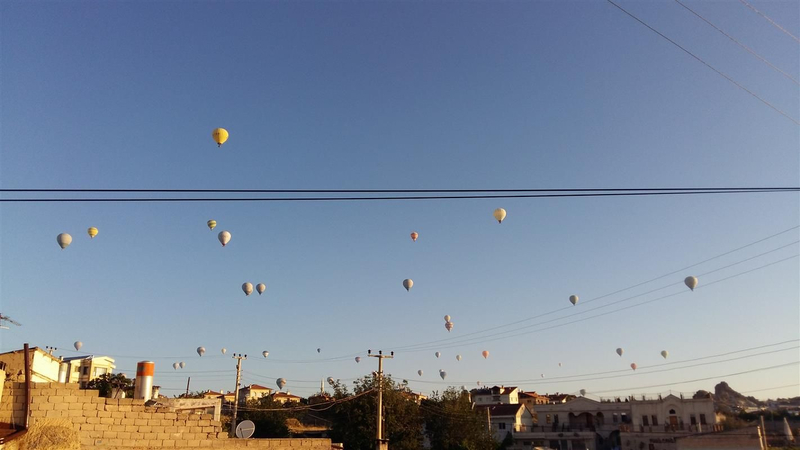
[477,403,534,442]
[471,386,520,405]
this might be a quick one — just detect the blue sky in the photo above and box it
[1,1,798,399]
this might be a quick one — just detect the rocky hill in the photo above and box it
[714,382,765,413]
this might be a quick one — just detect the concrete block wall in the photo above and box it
[1,381,332,449]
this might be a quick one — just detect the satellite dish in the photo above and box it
[235,420,255,439]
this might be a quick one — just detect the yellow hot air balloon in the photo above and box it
[403,279,413,291]
[207,220,217,230]
[212,128,229,147]
[493,208,507,224]
[87,227,98,239]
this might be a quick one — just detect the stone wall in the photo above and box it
[0,381,331,449]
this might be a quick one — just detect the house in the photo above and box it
[520,391,550,410]
[546,392,576,404]
[470,386,520,405]
[238,384,272,403]
[60,355,116,387]
[0,347,62,383]
[476,403,534,442]
[308,392,334,405]
[401,391,428,404]
[201,390,224,400]
[271,392,302,404]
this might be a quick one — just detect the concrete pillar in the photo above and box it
[135,361,155,401]
[58,362,69,383]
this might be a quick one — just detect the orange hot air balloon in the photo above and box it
[410,232,418,242]
[482,350,489,359]
[630,363,637,371]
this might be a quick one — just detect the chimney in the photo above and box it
[134,361,155,401]
[152,386,161,399]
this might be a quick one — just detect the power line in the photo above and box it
[738,0,800,44]
[606,0,800,125]
[1,187,794,193]
[674,0,799,85]
[1,189,797,203]
[740,384,800,395]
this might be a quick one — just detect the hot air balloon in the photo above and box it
[403,279,413,291]
[541,374,545,378]
[558,362,563,367]
[57,233,72,250]
[355,357,361,363]
[493,208,507,224]
[276,378,286,390]
[445,321,454,332]
[197,347,205,357]
[256,283,266,295]
[569,295,579,306]
[439,370,447,380]
[218,231,231,247]
[580,389,586,396]
[242,283,253,296]
[221,348,227,355]
[74,341,82,351]
[684,276,698,291]
[212,128,229,147]
[616,348,624,357]
[87,227,98,239]
[262,351,269,358]
[410,232,418,242]
[327,377,335,385]
[179,362,186,369]
[444,315,450,322]
[477,381,481,386]
[456,354,462,361]
[417,370,423,376]
[482,350,489,359]
[630,363,637,371]
[661,350,669,359]
[435,352,441,358]
[173,362,179,370]
[317,348,321,353]
[207,220,217,230]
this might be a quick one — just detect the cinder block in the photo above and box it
[165,412,178,420]
[30,410,45,418]
[71,416,87,424]
[135,418,149,426]
[118,431,132,440]
[62,395,78,403]
[54,403,70,411]
[95,424,110,432]
[45,410,64,418]
[131,399,145,406]
[202,427,215,433]
[83,403,98,411]
[200,414,213,421]
[198,420,210,427]
[187,414,200,421]
[118,405,132,412]
[47,396,65,403]
[103,430,118,439]
[119,398,133,405]
[67,409,84,418]
[87,417,101,424]
[142,432,159,440]
[80,437,95,447]
[188,440,202,447]
[162,440,177,448]
[105,404,119,412]
[87,430,104,439]
[37,402,55,411]
[139,425,152,433]
[149,440,163,447]
[199,441,212,447]
[111,411,125,418]
[148,419,161,426]
[125,425,138,433]
[68,403,83,411]
[152,425,166,433]
[108,438,123,446]
[132,405,145,412]
[100,417,115,425]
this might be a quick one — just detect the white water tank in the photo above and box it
[134,361,155,401]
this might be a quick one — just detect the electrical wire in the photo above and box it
[674,0,799,85]
[738,0,800,44]
[1,189,797,203]
[1,187,794,193]
[606,0,800,125]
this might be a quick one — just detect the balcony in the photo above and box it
[618,424,724,433]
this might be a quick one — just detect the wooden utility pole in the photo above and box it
[368,350,393,450]
[230,353,247,437]
[185,377,191,397]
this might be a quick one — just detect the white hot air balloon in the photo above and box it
[74,341,83,351]
[277,378,287,390]
[242,283,253,296]
[221,348,227,355]
[661,350,669,359]
[218,231,231,247]
[197,347,205,357]
[439,370,447,380]
[355,357,361,363]
[262,351,269,358]
[417,370,423,376]
[493,208,507,224]
[444,315,450,322]
[456,354,462,361]
[445,321,454,332]
[327,377,335,385]
[435,352,441,358]
[580,389,586,396]
[57,233,73,250]
[569,295,579,306]
[541,373,545,378]
[173,362,179,370]
[179,362,186,369]
[256,283,266,295]
[616,348,624,357]
[684,276,698,291]
[558,362,563,367]
[403,279,413,291]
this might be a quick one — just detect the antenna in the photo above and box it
[235,420,255,439]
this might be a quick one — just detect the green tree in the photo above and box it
[326,375,423,450]
[85,373,134,398]
[237,396,291,438]
[420,387,497,450]
[174,390,207,399]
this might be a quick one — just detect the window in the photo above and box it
[82,367,89,376]
[699,414,707,425]
[690,415,697,425]
[546,414,551,424]
[669,409,676,415]
[554,414,559,424]
[74,366,80,372]
[498,423,506,430]
[612,414,618,423]
[652,415,658,426]
[621,413,629,423]
[642,416,649,426]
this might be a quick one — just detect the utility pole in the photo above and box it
[230,353,247,437]
[185,377,191,397]
[368,349,393,450]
